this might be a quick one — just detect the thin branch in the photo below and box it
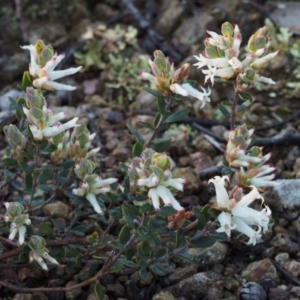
[0,216,148,293]
[230,90,239,130]
[145,95,173,147]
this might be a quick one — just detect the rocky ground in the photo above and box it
[1,0,300,299]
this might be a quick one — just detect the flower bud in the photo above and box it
[74,158,96,180]
[3,125,27,159]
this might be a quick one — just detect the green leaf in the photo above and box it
[39,223,55,238]
[139,268,148,280]
[237,100,252,112]
[38,184,55,192]
[38,168,53,184]
[158,206,177,217]
[165,109,190,123]
[2,158,18,167]
[139,259,148,270]
[119,225,131,246]
[155,247,168,258]
[119,257,136,267]
[70,225,87,236]
[188,236,216,248]
[20,71,33,90]
[154,113,162,127]
[94,282,104,300]
[222,167,232,175]
[156,96,167,115]
[109,260,124,273]
[144,87,164,98]
[150,137,172,152]
[40,144,57,155]
[176,252,193,261]
[139,203,154,214]
[61,159,75,169]
[122,205,139,229]
[141,241,151,256]
[209,232,228,240]
[9,98,23,122]
[52,219,65,230]
[18,161,34,174]
[176,228,186,248]
[149,264,166,276]
[193,207,207,230]
[127,124,145,144]
[218,104,231,119]
[24,173,33,191]
[31,195,44,207]
[66,262,76,274]
[238,92,252,102]
[138,121,155,131]
[132,141,144,157]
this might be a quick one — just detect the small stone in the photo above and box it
[163,271,222,299]
[65,281,82,300]
[207,281,224,300]
[168,264,197,284]
[42,201,69,218]
[239,282,266,300]
[186,242,228,269]
[268,287,289,300]
[189,151,214,173]
[273,179,300,209]
[270,233,300,254]
[152,291,176,300]
[12,294,32,300]
[274,252,290,266]
[241,258,278,283]
[192,137,217,157]
[284,260,300,277]
[106,282,125,297]
[290,286,300,298]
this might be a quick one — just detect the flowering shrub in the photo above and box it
[0,21,280,295]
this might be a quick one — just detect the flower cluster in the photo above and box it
[23,87,79,140]
[72,159,118,214]
[225,124,278,187]
[141,50,211,108]
[3,202,31,245]
[49,123,100,165]
[128,148,186,211]
[22,40,82,91]
[209,176,271,245]
[28,235,59,271]
[194,22,278,91]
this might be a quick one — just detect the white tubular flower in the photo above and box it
[22,44,82,91]
[43,252,59,265]
[180,83,211,108]
[232,216,262,245]
[148,188,160,211]
[18,226,26,245]
[208,176,229,208]
[86,193,103,215]
[232,205,271,232]
[255,75,276,85]
[9,224,18,241]
[237,186,263,206]
[42,118,79,138]
[250,50,279,70]
[170,83,190,97]
[140,71,158,85]
[155,185,184,211]
[30,252,49,271]
[216,212,236,237]
[209,176,270,245]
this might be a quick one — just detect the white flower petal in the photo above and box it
[208,176,229,208]
[86,193,103,214]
